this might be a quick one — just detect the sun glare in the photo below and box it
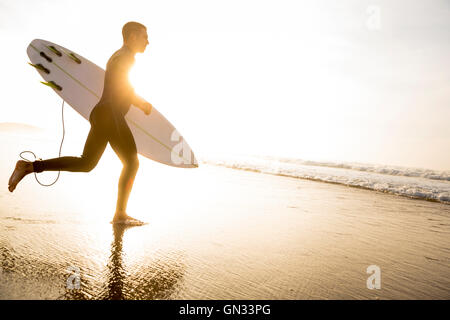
[129,57,149,99]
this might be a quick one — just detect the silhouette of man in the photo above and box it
[8,22,152,225]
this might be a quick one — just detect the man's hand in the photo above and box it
[142,102,153,115]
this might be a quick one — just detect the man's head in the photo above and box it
[122,21,149,53]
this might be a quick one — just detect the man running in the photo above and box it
[8,22,152,225]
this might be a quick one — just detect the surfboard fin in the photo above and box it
[40,81,62,91]
[28,62,50,74]
[67,52,81,64]
[47,45,62,57]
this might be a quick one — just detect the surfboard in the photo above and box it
[26,39,198,168]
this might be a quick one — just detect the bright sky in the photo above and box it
[1,0,449,170]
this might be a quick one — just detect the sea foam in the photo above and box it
[201,154,450,204]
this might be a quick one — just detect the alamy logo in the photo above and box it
[66,266,81,290]
[366,265,381,289]
[171,130,196,166]
[366,5,381,31]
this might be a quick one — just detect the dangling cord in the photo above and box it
[19,99,65,187]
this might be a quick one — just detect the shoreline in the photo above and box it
[200,160,450,205]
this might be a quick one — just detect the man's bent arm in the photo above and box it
[132,94,150,110]
[132,93,143,108]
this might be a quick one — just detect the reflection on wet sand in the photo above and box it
[64,224,186,300]
[104,224,128,300]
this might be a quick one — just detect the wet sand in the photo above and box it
[1,134,449,299]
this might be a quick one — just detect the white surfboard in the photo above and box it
[27,39,198,168]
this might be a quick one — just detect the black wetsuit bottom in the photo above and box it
[33,104,138,174]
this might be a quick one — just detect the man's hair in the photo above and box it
[122,21,146,42]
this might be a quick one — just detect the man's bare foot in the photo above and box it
[111,211,145,226]
[8,160,33,192]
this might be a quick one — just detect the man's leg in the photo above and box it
[115,154,139,214]
[107,114,140,222]
[8,121,108,192]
